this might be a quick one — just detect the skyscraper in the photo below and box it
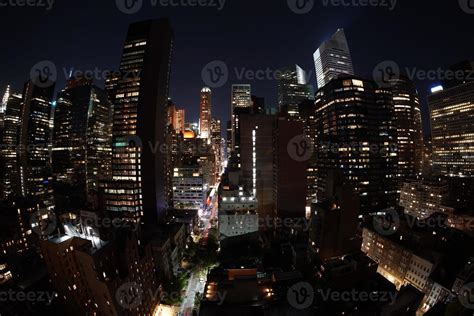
[231,84,251,152]
[429,80,474,176]
[1,93,23,199]
[52,76,113,207]
[314,77,398,214]
[19,79,55,209]
[389,76,424,186]
[277,65,314,117]
[199,87,212,139]
[101,19,174,225]
[313,28,354,89]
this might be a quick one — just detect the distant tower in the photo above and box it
[230,84,251,152]
[277,65,314,117]
[199,87,212,139]
[313,28,354,89]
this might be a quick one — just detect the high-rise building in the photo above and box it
[231,84,251,152]
[0,85,9,114]
[210,118,222,174]
[389,76,424,186]
[277,65,314,117]
[428,80,474,176]
[251,95,265,114]
[240,114,275,221]
[313,28,354,89]
[273,117,307,218]
[314,77,398,214]
[52,77,113,207]
[172,159,204,210]
[19,79,55,209]
[399,179,449,219]
[1,93,23,199]
[101,19,174,225]
[167,100,185,134]
[199,87,212,139]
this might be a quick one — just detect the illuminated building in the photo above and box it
[399,179,448,219]
[1,93,23,198]
[313,28,354,89]
[428,80,474,176]
[314,77,398,214]
[167,100,185,134]
[230,84,251,152]
[40,224,159,316]
[389,76,424,186]
[52,76,113,206]
[172,159,204,210]
[199,87,212,139]
[19,79,55,209]
[0,85,10,133]
[101,19,174,224]
[240,114,275,221]
[277,65,313,117]
[210,118,222,175]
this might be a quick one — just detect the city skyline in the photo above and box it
[0,0,473,135]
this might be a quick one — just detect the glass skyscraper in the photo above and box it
[313,28,354,90]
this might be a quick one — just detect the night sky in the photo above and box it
[0,0,472,135]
